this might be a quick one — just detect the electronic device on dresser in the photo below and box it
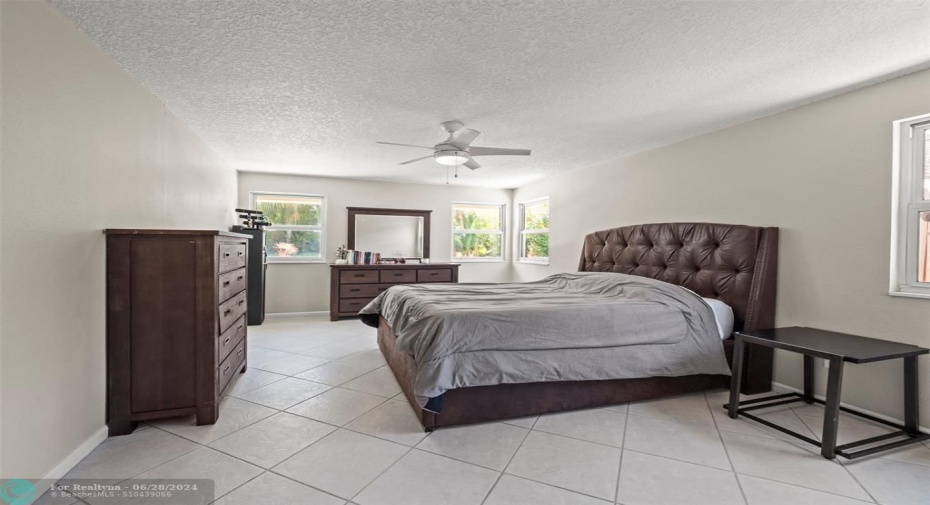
[104,229,250,436]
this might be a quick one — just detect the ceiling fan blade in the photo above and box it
[376,141,434,150]
[469,147,531,157]
[398,155,434,165]
[449,128,481,149]
[463,158,481,170]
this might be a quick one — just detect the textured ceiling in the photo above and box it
[51,0,930,188]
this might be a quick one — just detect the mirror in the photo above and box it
[347,207,431,258]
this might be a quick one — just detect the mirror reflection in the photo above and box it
[354,214,424,258]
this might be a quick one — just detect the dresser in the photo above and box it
[330,263,459,320]
[105,229,250,436]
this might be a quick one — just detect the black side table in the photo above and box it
[727,326,929,459]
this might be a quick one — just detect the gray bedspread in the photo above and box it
[359,272,731,407]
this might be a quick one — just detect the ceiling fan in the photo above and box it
[376,121,531,170]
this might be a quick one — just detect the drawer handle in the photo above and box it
[224,309,232,316]
[237,275,244,281]
[222,280,230,286]
[354,273,365,277]
[237,347,243,356]
[223,336,231,346]
[223,364,231,374]
[429,272,439,276]
[224,252,231,258]
[238,300,244,305]
[392,273,403,276]
[238,251,244,257]
[349,288,360,292]
[238,324,243,331]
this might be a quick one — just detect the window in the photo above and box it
[891,114,930,297]
[519,198,549,263]
[251,192,326,262]
[452,203,505,260]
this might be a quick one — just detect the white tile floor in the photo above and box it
[41,315,930,505]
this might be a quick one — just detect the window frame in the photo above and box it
[890,113,930,298]
[250,191,327,264]
[451,201,507,262]
[518,196,550,265]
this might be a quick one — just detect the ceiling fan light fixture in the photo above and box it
[434,151,469,166]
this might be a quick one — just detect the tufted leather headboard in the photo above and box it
[579,223,778,332]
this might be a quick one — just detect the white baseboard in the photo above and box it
[31,425,107,497]
[772,381,929,434]
[265,311,328,318]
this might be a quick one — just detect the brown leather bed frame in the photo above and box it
[378,222,779,431]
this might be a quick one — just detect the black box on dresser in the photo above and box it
[104,229,250,436]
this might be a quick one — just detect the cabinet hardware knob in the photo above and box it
[222,281,230,286]
[238,325,243,331]
[238,251,244,256]
[354,274,365,277]
[237,348,243,356]
[224,336,231,345]
[238,300,244,305]
[224,252,230,257]
[237,276,244,280]
[223,364,231,374]
[224,309,232,315]
[350,289,360,292]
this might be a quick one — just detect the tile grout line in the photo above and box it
[346,443,417,503]
[706,402,881,503]
[613,404,630,504]
[732,472,876,504]
[703,391,749,505]
[478,421,535,505]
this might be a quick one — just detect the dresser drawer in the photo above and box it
[218,268,246,303]
[218,340,245,394]
[218,291,247,332]
[417,268,453,283]
[341,269,380,284]
[339,298,374,313]
[218,315,246,363]
[380,270,416,283]
[340,284,391,299]
[218,243,246,273]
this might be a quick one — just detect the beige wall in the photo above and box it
[238,173,513,313]
[0,1,237,478]
[513,68,930,423]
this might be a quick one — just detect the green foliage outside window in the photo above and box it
[522,201,549,259]
[255,196,323,258]
[453,208,502,258]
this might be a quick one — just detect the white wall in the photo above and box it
[238,173,513,313]
[513,68,930,423]
[0,1,237,478]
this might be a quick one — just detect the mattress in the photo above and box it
[360,272,731,407]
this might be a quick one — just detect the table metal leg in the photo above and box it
[728,336,745,419]
[804,355,814,404]
[904,356,919,435]
[821,356,845,459]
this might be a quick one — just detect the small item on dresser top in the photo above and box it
[335,244,349,264]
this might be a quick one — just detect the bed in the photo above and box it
[363,222,778,431]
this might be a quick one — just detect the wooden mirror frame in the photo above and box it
[347,207,432,259]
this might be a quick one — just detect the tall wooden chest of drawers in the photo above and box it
[329,263,459,320]
[105,229,250,436]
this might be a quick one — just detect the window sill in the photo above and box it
[888,290,930,300]
[517,259,550,266]
[455,259,508,263]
